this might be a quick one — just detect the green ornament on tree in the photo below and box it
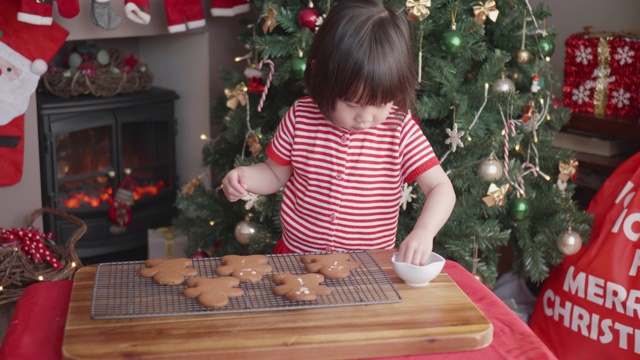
[291,57,306,80]
[442,29,464,54]
[508,198,530,220]
[539,36,555,57]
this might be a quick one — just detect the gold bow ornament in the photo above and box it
[406,0,431,21]
[262,7,277,34]
[482,183,510,207]
[473,0,499,25]
[558,159,579,182]
[225,83,248,110]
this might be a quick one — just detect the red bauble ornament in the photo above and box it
[190,248,209,259]
[298,6,319,31]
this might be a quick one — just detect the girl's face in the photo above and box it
[331,99,393,132]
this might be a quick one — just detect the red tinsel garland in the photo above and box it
[0,227,62,270]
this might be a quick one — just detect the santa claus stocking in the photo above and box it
[164,0,206,33]
[18,0,80,26]
[124,0,151,25]
[1,4,68,187]
[91,0,122,31]
[210,0,250,17]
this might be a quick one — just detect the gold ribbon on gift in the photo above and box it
[225,83,248,110]
[406,0,431,21]
[593,37,612,117]
[156,227,176,259]
[472,1,499,25]
[558,159,579,182]
[482,183,510,207]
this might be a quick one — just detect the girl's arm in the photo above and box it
[397,165,456,266]
[222,159,293,202]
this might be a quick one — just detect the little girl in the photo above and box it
[222,0,456,266]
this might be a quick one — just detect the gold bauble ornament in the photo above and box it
[516,48,532,63]
[491,76,515,95]
[234,218,257,245]
[557,230,582,256]
[477,157,503,181]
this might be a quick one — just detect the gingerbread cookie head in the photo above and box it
[183,276,244,308]
[139,258,198,285]
[215,254,273,283]
[300,253,360,279]
[272,273,331,301]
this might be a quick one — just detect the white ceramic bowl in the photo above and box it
[391,252,445,287]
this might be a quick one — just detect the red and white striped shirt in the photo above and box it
[265,97,440,253]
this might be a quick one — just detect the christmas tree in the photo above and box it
[173,0,592,285]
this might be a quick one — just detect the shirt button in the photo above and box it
[336,173,343,180]
[340,135,349,143]
[329,213,337,221]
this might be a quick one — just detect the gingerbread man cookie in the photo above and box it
[139,258,198,285]
[215,254,273,283]
[272,273,331,301]
[183,276,244,308]
[300,253,360,279]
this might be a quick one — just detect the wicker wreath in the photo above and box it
[41,48,154,98]
[0,208,86,306]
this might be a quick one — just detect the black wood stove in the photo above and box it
[36,87,179,264]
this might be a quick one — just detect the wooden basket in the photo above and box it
[0,208,87,306]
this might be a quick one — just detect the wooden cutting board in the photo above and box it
[62,249,492,359]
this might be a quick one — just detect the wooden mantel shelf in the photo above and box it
[566,113,640,143]
[563,113,640,173]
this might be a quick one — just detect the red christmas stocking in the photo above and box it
[164,0,206,33]
[210,0,250,17]
[124,0,151,25]
[109,187,135,234]
[1,2,69,186]
[0,116,25,186]
[17,0,80,26]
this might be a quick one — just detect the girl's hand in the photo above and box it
[221,168,248,202]
[397,229,434,266]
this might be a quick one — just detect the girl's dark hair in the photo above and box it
[304,0,416,119]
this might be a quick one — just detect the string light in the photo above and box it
[71,262,77,268]
[38,276,44,281]
[209,220,216,226]
[200,134,208,140]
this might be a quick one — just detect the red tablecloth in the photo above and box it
[0,261,557,360]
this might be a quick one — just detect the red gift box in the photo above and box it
[563,31,640,120]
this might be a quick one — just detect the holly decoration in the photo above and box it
[539,36,555,57]
[508,198,530,220]
[298,1,319,31]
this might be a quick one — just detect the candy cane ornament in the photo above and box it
[257,59,275,112]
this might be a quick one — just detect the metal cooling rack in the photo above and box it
[91,251,401,319]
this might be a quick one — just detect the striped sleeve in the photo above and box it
[399,113,440,183]
[265,102,297,166]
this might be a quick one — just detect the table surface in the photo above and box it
[62,249,493,360]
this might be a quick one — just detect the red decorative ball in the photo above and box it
[298,7,319,31]
[190,249,209,259]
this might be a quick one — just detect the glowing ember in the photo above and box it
[60,180,166,209]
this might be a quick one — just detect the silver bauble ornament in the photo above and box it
[516,48,533,63]
[477,157,503,181]
[234,219,257,245]
[557,230,582,256]
[491,77,515,95]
